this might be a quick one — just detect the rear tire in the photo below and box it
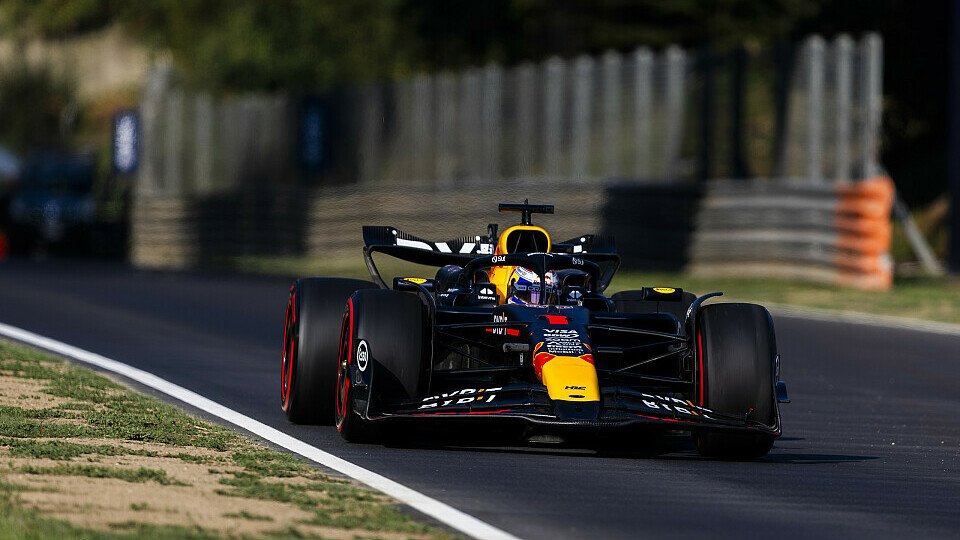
[694,303,777,460]
[336,289,426,443]
[281,277,376,424]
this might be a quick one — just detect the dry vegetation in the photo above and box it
[0,339,455,540]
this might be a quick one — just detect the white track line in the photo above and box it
[0,322,521,540]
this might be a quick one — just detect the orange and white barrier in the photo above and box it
[685,176,897,290]
[834,176,894,289]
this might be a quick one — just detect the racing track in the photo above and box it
[0,260,957,539]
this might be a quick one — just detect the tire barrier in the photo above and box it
[132,177,894,290]
[603,177,895,290]
[130,182,603,269]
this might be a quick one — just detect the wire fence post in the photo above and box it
[571,55,594,181]
[601,50,623,178]
[833,34,854,181]
[412,74,433,183]
[632,47,654,179]
[359,85,384,185]
[543,56,565,180]
[434,73,457,186]
[459,68,482,184]
[860,33,883,179]
[193,93,214,193]
[663,46,686,181]
[481,63,503,181]
[163,89,185,195]
[138,66,171,197]
[805,35,825,182]
[514,63,537,179]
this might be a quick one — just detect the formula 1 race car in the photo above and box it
[281,202,789,459]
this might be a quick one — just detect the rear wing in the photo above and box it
[362,226,495,288]
[362,225,621,291]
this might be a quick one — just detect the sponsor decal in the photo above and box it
[491,255,506,264]
[393,232,492,255]
[418,387,502,409]
[532,341,595,379]
[542,328,584,355]
[479,286,495,296]
[404,277,428,284]
[356,340,369,371]
[565,385,586,390]
[652,287,676,294]
[490,313,508,336]
[572,257,584,265]
[638,393,714,419]
[567,290,583,300]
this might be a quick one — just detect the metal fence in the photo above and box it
[358,33,883,185]
[361,46,691,184]
[137,33,884,196]
[780,34,883,181]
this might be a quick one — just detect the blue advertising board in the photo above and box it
[112,109,140,174]
[299,97,326,173]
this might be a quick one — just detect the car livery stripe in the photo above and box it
[0,321,522,540]
[542,314,568,325]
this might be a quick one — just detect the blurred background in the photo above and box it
[0,0,956,313]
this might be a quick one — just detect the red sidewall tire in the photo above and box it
[280,278,375,425]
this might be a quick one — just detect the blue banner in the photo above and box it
[300,98,325,173]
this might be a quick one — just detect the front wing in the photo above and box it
[367,384,781,436]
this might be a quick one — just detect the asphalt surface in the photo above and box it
[0,259,958,539]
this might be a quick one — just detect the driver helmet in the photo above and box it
[507,267,558,305]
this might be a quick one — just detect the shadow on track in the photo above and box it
[379,428,877,464]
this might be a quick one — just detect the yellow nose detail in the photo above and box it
[540,356,600,401]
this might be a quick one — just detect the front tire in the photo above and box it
[336,289,427,443]
[694,303,778,460]
[281,277,376,424]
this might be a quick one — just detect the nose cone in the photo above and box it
[539,356,599,401]
[535,352,601,421]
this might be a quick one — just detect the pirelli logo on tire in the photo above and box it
[356,340,369,371]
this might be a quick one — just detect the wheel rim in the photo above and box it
[280,292,296,409]
[335,300,352,431]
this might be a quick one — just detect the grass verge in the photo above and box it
[0,338,456,539]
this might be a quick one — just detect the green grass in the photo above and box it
[18,464,186,486]
[216,472,435,535]
[0,439,157,461]
[0,339,456,539]
[226,255,960,324]
[608,273,960,324]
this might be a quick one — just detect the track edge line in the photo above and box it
[0,321,522,540]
